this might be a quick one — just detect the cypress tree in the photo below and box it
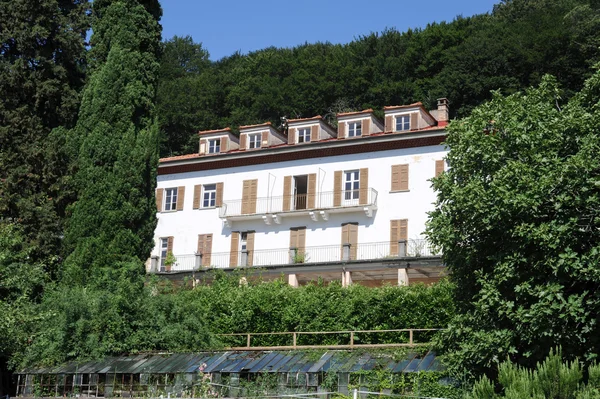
[63,0,162,286]
[0,0,90,264]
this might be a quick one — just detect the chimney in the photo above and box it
[435,98,449,122]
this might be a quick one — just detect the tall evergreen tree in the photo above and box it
[63,0,162,286]
[0,0,90,264]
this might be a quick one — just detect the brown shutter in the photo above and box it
[199,139,206,155]
[311,125,319,142]
[156,188,164,212]
[216,182,224,207]
[261,131,269,147]
[391,165,400,191]
[221,136,229,152]
[362,119,371,136]
[239,134,247,151]
[338,122,346,138]
[246,231,255,267]
[359,168,369,205]
[176,186,185,211]
[167,236,174,253]
[229,232,239,267]
[290,228,299,249]
[435,160,445,177]
[340,223,349,259]
[410,113,418,130]
[203,234,212,266]
[288,128,296,144]
[400,219,408,241]
[307,173,316,209]
[241,180,258,214]
[249,180,257,214]
[193,185,202,209]
[385,115,393,132]
[400,164,409,191]
[349,223,358,260]
[283,176,292,211]
[390,220,399,256]
[333,171,342,207]
[297,227,306,252]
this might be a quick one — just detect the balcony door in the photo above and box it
[293,175,308,210]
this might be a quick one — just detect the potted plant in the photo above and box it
[164,251,177,272]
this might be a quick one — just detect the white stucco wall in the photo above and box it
[152,142,448,269]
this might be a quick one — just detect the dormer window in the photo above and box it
[208,138,221,154]
[248,133,261,149]
[348,122,362,137]
[298,128,311,143]
[396,115,410,132]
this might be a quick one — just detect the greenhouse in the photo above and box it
[16,350,443,397]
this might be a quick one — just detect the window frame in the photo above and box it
[202,184,217,208]
[297,128,311,143]
[208,138,221,154]
[396,115,410,132]
[248,133,261,149]
[344,170,360,201]
[159,238,169,271]
[348,122,362,137]
[164,187,178,211]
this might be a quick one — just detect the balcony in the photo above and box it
[150,239,439,273]
[219,188,378,225]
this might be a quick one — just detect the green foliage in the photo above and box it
[428,66,600,378]
[157,0,600,157]
[63,0,162,286]
[466,349,600,399]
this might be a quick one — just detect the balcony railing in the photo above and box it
[151,239,439,273]
[219,188,378,218]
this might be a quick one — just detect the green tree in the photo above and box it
[0,0,90,264]
[428,69,600,379]
[63,0,162,286]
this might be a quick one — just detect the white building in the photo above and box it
[150,99,450,286]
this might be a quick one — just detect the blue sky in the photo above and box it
[161,0,499,61]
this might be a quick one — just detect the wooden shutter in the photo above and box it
[385,115,393,132]
[167,236,174,253]
[359,168,369,205]
[390,220,399,256]
[261,131,269,147]
[399,164,409,191]
[391,165,400,191]
[283,176,292,211]
[290,228,298,249]
[221,136,229,152]
[341,223,358,260]
[399,219,408,241]
[288,128,296,144]
[246,231,255,266]
[197,234,213,266]
[338,122,346,138]
[310,125,319,142]
[297,227,306,252]
[199,139,207,155]
[242,180,257,214]
[192,185,202,209]
[240,134,247,151]
[176,186,185,211]
[435,160,445,177]
[410,113,418,130]
[229,232,239,267]
[362,119,371,136]
[156,188,164,212]
[307,173,317,208]
[216,182,224,207]
[333,171,342,207]
[340,223,349,259]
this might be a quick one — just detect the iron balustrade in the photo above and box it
[152,238,440,272]
[219,188,378,218]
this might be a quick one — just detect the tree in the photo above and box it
[427,69,600,379]
[0,0,90,264]
[62,0,162,286]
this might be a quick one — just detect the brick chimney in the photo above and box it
[434,98,449,123]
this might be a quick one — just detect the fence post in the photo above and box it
[398,240,407,257]
[350,331,354,347]
[293,333,297,349]
[195,253,202,269]
[247,334,251,348]
[409,330,413,346]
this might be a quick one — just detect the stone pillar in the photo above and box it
[150,256,159,272]
[342,271,353,288]
[398,268,409,286]
[288,273,299,288]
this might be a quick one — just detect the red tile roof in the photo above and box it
[336,109,374,117]
[239,121,273,129]
[198,127,232,136]
[287,115,323,123]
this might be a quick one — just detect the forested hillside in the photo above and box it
[157,0,600,156]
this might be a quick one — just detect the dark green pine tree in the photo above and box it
[63,0,162,286]
[0,0,90,265]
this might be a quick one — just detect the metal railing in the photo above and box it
[219,188,378,217]
[152,239,440,272]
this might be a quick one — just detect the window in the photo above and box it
[344,170,360,201]
[248,133,261,149]
[298,128,311,143]
[203,184,216,208]
[208,138,220,153]
[164,187,178,211]
[159,238,169,271]
[396,115,410,131]
[240,232,248,252]
[348,122,362,137]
